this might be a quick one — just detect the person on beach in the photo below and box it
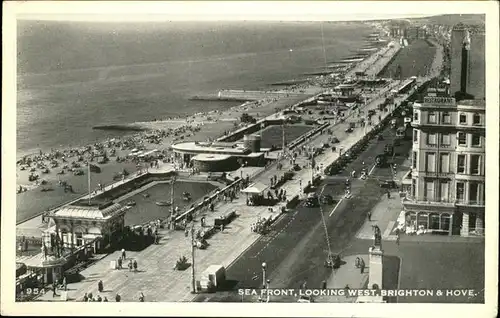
[133,260,138,272]
[121,249,126,260]
[115,294,121,302]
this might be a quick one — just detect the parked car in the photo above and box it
[380,180,396,189]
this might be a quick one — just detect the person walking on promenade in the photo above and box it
[103,297,108,302]
[62,276,67,291]
[52,284,58,298]
[139,292,145,302]
[360,258,365,274]
[344,285,350,298]
[83,293,88,302]
[133,259,138,272]
[117,256,123,269]
[121,249,126,260]
[367,211,372,222]
[115,294,121,302]
[128,260,133,272]
[98,280,104,293]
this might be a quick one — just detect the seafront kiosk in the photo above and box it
[42,199,129,255]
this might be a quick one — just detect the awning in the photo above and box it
[241,182,269,195]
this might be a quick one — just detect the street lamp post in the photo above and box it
[261,262,267,289]
[170,174,176,229]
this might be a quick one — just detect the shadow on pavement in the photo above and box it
[382,254,400,303]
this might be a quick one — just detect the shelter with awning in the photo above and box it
[43,199,130,256]
[241,182,269,195]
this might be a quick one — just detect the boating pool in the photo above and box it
[123,181,218,226]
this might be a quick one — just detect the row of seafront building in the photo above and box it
[402,21,486,237]
[404,97,485,236]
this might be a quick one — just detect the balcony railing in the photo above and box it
[403,197,485,207]
[455,199,485,206]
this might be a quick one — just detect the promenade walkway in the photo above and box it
[314,255,369,303]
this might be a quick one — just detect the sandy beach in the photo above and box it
[15,81,328,222]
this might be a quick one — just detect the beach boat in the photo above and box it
[89,164,101,173]
[155,201,172,207]
[126,200,137,207]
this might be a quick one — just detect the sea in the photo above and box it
[16,20,374,158]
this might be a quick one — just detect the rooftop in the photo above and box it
[457,99,485,107]
[55,202,128,219]
[172,141,250,155]
[191,154,232,162]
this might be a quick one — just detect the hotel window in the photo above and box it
[414,111,419,121]
[427,133,437,145]
[442,112,451,124]
[424,180,435,201]
[457,155,466,173]
[457,132,467,146]
[439,153,449,173]
[441,134,451,145]
[469,182,479,203]
[470,155,481,175]
[459,113,467,124]
[426,152,436,172]
[412,151,417,169]
[471,134,481,147]
[413,129,418,143]
[439,180,449,202]
[473,113,481,125]
[456,182,465,202]
[428,112,437,124]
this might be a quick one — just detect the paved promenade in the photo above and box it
[315,255,369,303]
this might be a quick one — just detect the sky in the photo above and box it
[4,1,489,22]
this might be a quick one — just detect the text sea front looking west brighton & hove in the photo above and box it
[2,2,498,318]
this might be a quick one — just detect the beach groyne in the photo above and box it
[190,89,306,102]
[92,125,149,132]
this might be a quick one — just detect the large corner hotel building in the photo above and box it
[403,97,485,236]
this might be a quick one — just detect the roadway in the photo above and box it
[194,111,413,302]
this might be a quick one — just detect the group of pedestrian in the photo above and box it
[355,257,366,273]
[82,292,108,302]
